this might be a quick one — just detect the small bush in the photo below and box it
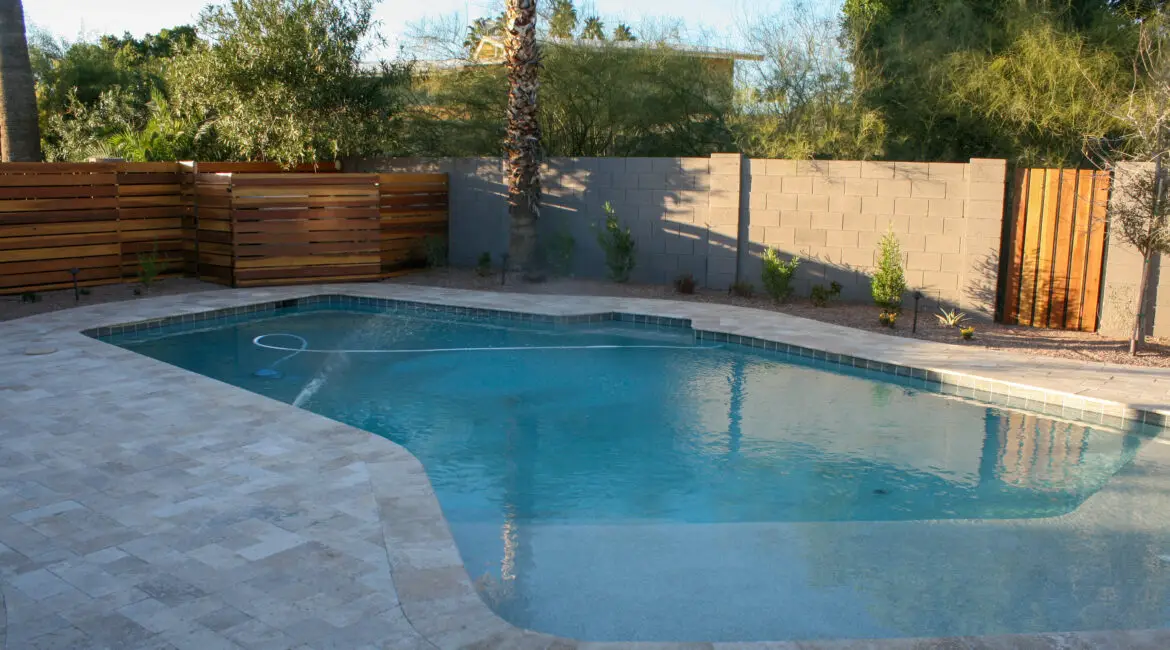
[936,308,968,328]
[596,202,636,282]
[423,235,448,268]
[810,280,843,307]
[546,231,575,277]
[20,291,40,303]
[872,229,907,312]
[730,280,755,298]
[79,288,91,296]
[137,243,165,290]
[761,249,800,302]
[878,310,898,328]
[960,326,976,340]
[674,273,697,294]
[476,252,493,277]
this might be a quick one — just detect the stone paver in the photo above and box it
[1,283,1169,650]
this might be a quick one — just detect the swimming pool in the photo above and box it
[102,301,1170,642]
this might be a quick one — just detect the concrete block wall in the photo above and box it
[743,158,1007,316]
[1099,162,1167,339]
[349,155,1008,310]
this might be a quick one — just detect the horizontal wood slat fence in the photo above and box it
[1001,168,1111,331]
[0,162,446,294]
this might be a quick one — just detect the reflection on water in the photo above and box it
[111,308,1168,641]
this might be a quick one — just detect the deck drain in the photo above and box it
[23,347,57,356]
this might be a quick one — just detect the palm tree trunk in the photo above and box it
[503,0,540,273]
[0,0,41,162]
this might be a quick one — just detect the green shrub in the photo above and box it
[730,280,755,298]
[761,248,800,302]
[936,308,968,328]
[136,242,166,290]
[872,229,907,312]
[476,252,493,277]
[960,326,976,340]
[810,280,842,307]
[596,202,636,282]
[20,291,40,303]
[423,235,448,268]
[674,273,696,294]
[878,310,898,328]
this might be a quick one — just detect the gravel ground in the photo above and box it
[3,271,1166,368]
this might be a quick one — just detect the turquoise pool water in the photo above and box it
[107,306,1170,641]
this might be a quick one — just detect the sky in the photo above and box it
[26,0,794,59]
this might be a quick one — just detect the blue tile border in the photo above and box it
[85,293,1169,435]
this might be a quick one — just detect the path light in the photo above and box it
[912,291,924,333]
[70,268,80,302]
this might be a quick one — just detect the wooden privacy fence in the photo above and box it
[0,162,446,294]
[1002,168,1111,331]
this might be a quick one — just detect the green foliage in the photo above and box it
[167,0,409,166]
[936,307,969,328]
[545,231,576,277]
[596,202,637,282]
[761,248,800,302]
[810,280,842,307]
[960,325,976,340]
[476,251,493,276]
[423,235,448,268]
[547,0,579,39]
[871,229,906,311]
[463,15,506,54]
[674,273,696,294]
[20,291,40,303]
[612,24,636,42]
[136,242,165,289]
[730,280,755,298]
[878,310,898,328]
[581,17,606,40]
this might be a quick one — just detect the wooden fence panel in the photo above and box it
[228,173,382,287]
[378,173,448,273]
[117,163,187,281]
[1001,168,1111,331]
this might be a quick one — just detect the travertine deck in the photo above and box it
[2,283,1169,650]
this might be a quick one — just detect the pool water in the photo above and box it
[108,307,1170,642]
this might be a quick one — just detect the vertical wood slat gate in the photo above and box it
[1002,168,1111,331]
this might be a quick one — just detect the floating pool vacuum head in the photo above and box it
[254,368,283,379]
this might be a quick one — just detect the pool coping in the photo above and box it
[5,283,1170,650]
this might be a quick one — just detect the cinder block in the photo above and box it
[911,180,947,199]
[751,175,785,192]
[907,251,942,271]
[675,190,708,207]
[900,232,927,251]
[925,234,962,254]
[894,162,931,179]
[795,160,822,175]
[861,161,897,179]
[711,174,740,192]
[626,189,657,207]
[708,207,738,225]
[940,253,964,273]
[638,173,667,189]
[903,269,925,287]
[965,199,1003,220]
[748,191,768,209]
[749,225,765,243]
[895,198,930,217]
[657,205,694,223]
[811,212,844,230]
[845,178,879,197]
[969,218,1003,239]
[909,215,945,234]
[652,158,685,173]
[827,230,859,248]
[748,209,779,228]
[709,154,743,176]
[843,213,876,231]
[780,210,812,229]
[767,193,798,211]
[928,163,967,180]
[944,180,968,200]
[841,247,874,268]
[968,181,1005,201]
[625,158,655,174]
[857,230,883,252]
[878,179,912,198]
[928,199,964,218]
[920,270,960,290]
[943,218,965,236]
[680,158,709,173]
[830,194,862,213]
[827,160,862,178]
[765,159,798,176]
[764,226,795,245]
[664,232,695,255]
[709,189,738,209]
[798,194,830,212]
[873,214,910,232]
[968,158,1007,183]
[813,176,846,196]
[782,176,813,194]
[862,196,895,214]
[795,228,827,246]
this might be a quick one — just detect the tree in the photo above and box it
[612,23,636,42]
[503,0,541,273]
[547,0,578,39]
[464,14,506,56]
[581,16,606,40]
[168,0,408,165]
[0,0,41,161]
